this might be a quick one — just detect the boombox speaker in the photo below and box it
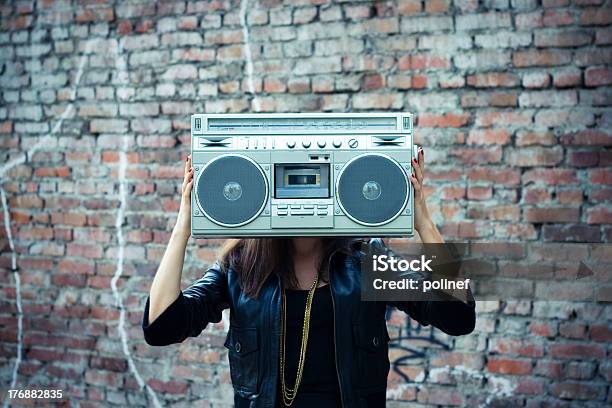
[191,112,416,237]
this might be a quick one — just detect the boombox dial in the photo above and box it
[191,112,415,237]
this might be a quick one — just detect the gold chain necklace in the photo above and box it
[279,273,319,407]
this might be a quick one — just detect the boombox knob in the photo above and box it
[317,139,326,148]
[287,140,296,148]
[302,140,311,148]
[333,139,342,148]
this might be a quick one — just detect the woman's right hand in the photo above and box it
[174,154,194,238]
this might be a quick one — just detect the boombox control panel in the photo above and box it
[191,112,415,237]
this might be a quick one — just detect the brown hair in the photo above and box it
[218,238,357,298]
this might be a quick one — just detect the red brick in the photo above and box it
[75,7,114,23]
[409,54,451,70]
[568,150,599,167]
[559,322,586,338]
[51,274,87,288]
[468,167,520,185]
[550,343,606,359]
[524,207,580,223]
[585,67,612,87]
[557,189,584,205]
[512,49,572,67]
[550,382,606,400]
[562,130,612,146]
[467,72,519,87]
[530,321,558,337]
[586,207,612,223]
[362,73,385,90]
[543,9,575,26]
[523,169,578,185]
[467,129,511,145]
[590,168,612,184]
[543,224,601,242]
[397,0,422,15]
[467,186,492,200]
[412,74,428,88]
[590,324,612,342]
[475,111,532,128]
[418,112,470,128]
[580,7,612,25]
[516,378,546,395]
[487,358,532,375]
[489,337,544,357]
[147,379,189,394]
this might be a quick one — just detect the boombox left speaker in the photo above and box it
[191,112,415,237]
[195,155,268,227]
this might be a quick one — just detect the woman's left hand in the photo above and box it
[410,147,442,242]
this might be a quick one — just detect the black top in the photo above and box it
[275,284,341,408]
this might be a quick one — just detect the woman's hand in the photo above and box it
[174,154,194,239]
[410,148,443,243]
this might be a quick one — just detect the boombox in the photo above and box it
[190,112,416,237]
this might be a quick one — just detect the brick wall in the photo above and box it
[0,0,611,406]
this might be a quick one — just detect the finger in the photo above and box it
[183,167,193,190]
[419,147,424,174]
[410,174,421,191]
[411,157,423,183]
[184,154,190,177]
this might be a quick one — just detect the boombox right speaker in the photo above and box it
[336,153,409,226]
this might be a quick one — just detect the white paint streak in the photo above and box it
[0,35,93,408]
[1,188,22,408]
[239,0,261,112]
[109,40,162,408]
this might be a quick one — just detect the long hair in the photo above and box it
[218,238,357,298]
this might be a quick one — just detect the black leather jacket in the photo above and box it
[142,238,476,407]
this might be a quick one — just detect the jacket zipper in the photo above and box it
[328,248,345,407]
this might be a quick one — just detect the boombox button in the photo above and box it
[277,204,288,209]
[303,205,315,209]
[317,211,328,216]
[290,204,301,209]
[302,140,311,148]
[278,210,288,216]
[317,205,328,209]
[292,210,314,216]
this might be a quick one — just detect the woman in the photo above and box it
[142,148,475,408]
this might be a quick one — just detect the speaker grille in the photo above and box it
[196,155,268,227]
[337,154,408,226]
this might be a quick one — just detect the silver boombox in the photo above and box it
[190,112,416,237]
